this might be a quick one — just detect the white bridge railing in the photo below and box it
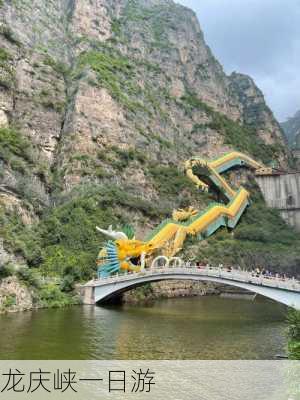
[88,260,300,293]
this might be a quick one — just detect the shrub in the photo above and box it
[109,146,146,169]
[148,164,196,196]
[0,206,44,268]
[38,283,76,308]
[287,309,300,360]
[60,274,76,293]
[0,263,16,279]
[181,93,212,114]
[3,294,16,308]
[41,246,93,280]
[77,50,145,112]
[0,48,15,90]
[0,127,33,164]
[15,175,49,207]
[0,47,10,63]
[17,267,42,289]
[43,55,69,77]
[0,25,20,46]
[111,18,122,36]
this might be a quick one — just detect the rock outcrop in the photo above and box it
[122,280,219,304]
[0,276,33,313]
[281,110,300,148]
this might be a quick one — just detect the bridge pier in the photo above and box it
[80,285,95,305]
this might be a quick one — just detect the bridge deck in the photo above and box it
[86,267,300,293]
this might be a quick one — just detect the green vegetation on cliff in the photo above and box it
[77,49,146,113]
[1,184,171,289]
[181,93,284,165]
[188,185,300,275]
[0,127,33,169]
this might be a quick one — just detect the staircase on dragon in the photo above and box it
[96,151,270,278]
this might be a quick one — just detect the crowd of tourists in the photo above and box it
[193,261,295,281]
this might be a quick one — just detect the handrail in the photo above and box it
[86,266,300,292]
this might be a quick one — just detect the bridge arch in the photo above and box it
[92,271,300,309]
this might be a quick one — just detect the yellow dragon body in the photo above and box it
[96,151,265,277]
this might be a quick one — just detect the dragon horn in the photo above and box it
[96,226,128,240]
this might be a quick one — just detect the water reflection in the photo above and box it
[0,297,287,359]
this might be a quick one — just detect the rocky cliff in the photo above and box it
[1,0,299,290]
[281,110,300,148]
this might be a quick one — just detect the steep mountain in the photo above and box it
[0,0,299,300]
[281,110,300,148]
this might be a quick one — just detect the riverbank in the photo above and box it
[0,274,256,313]
[122,280,254,305]
[0,275,80,314]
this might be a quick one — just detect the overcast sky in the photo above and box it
[176,0,300,122]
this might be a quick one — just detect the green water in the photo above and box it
[0,297,287,359]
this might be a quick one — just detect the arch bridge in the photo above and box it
[81,258,300,309]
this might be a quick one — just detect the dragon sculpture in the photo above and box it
[96,151,270,278]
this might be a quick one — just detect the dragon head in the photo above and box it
[115,239,155,271]
[96,225,155,278]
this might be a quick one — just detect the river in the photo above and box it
[0,296,287,359]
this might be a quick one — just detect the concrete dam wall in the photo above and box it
[256,173,300,231]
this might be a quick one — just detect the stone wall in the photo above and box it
[123,281,219,304]
[151,280,218,298]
